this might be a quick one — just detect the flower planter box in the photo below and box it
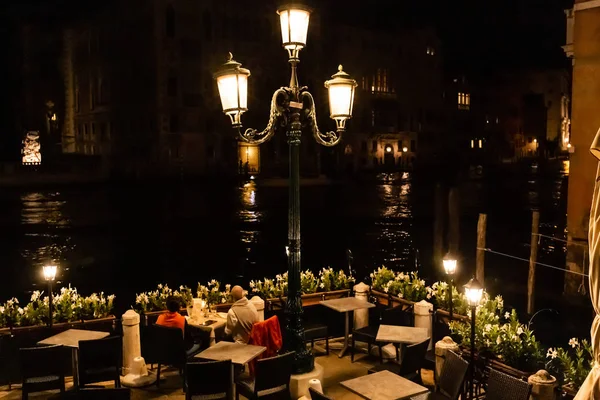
[434,308,471,323]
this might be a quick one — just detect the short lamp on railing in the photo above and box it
[277,4,311,60]
[464,277,483,308]
[442,255,457,276]
[215,53,250,128]
[43,265,57,327]
[464,276,483,400]
[325,65,357,132]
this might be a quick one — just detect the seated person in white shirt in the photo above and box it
[225,286,259,344]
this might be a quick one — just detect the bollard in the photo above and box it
[121,309,156,387]
[353,282,370,330]
[414,300,434,350]
[122,310,141,375]
[250,296,265,321]
[528,370,557,400]
[435,336,459,384]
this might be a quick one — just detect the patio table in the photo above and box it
[38,329,110,389]
[340,370,428,400]
[376,325,429,345]
[186,313,227,346]
[194,341,266,366]
[320,297,375,358]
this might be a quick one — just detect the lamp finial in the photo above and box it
[338,64,343,72]
[227,52,233,62]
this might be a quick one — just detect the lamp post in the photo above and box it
[43,265,57,327]
[214,4,357,374]
[464,277,484,400]
[442,254,457,319]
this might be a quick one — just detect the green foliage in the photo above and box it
[546,338,594,391]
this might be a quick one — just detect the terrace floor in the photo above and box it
[0,339,435,399]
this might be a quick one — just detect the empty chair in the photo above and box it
[304,323,329,356]
[235,352,295,400]
[185,359,232,400]
[20,344,66,400]
[368,338,430,384]
[143,324,188,387]
[78,388,131,399]
[78,336,122,388]
[309,387,334,400]
[351,299,385,363]
[410,351,469,400]
[485,368,532,400]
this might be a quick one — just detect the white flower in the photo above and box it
[516,327,524,336]
[496,336,502,345]
[18,307,24,315]
[426,293,431,299]
[504,312,510,319]
[157,284,163,289]
[108,295,115,302]
[547,348,558,359]
[419,280,426,286]
[0,306,4,313]
[320,283,325,289]
[180,285,184,291]
[484,324,492,332]
[569,338,579,348]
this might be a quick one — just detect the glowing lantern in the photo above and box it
[324,65,357,132]
[214,53,250,128]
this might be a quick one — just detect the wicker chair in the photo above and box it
[368,337,430,384]
[235,352,294,400]
[484,368,532,400]
[185,360,232,400]
[410,351,469,400]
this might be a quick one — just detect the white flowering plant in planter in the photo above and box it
[319,267,355,291]
[449,299,544,372]
[300,270,318,294]
[546,337,593,391]
[21,291,50,326]
[0,298,24,328]
[54,285,80,323]
[135,283,192,313]
[370,266,396,292]
[249,277,283,300]
[383,271,428,302]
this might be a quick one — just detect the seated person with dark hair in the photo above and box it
[156,296,202,356]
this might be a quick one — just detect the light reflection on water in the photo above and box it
[21,192,70,226]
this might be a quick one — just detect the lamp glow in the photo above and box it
[325,65,357,132]
[403,146,408,152]
[385,146,392,153]
[443,257,457,276]
[214,53,250,128]
[43,265,57,281]
[278,4,311,59]
[464,277,484,307]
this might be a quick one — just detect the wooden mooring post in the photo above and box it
[527,210,540,315]
[476,213,487,284]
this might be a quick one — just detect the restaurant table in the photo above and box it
[38,329,110,389]
[340,370,429,400]
[376,325,429,345]
[186,313,227,346]
[320,297,375,358]
[194,341,266,365]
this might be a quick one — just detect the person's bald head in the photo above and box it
[232,285,244,301]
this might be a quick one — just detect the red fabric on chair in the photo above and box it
[247,316,283,375]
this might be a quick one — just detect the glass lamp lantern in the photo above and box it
[443,254,457,276]
[277,4,311,59]
[324,65,357,132]
[43,265,57,281]
[464,277,484,307]
[214,53,251,128]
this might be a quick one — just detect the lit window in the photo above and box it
[458,92,470,110]
[478,139,482,148]
[371,68,390,94]
[471,140,474,148]
[426,46,435,56]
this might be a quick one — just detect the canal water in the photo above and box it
[0,160,587,341]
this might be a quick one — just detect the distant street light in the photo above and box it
[402,146,408,152]
[385,145,392,153]
[464,277,484,400]
[43,265,57,327]
[215,3,357,374]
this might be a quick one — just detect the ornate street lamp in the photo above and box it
[215,4,357,374]
[43,265,57,327]
[464,277,484,400]
[442,253,457,319]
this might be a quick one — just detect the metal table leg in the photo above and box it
[338,312,350,358]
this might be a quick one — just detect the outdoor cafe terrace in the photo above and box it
[0,266,584,399]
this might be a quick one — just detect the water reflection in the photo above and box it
[238,182,262,223]
[372,173,413,268]
[21,192,70,226]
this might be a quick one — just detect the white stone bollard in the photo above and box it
[353,282,370,330]
[435,336,459,384]
[414,300,434,350]
[122,310,141,375]
[121,309,156,387]
[528,370,557,400]
[250,296,265,321]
